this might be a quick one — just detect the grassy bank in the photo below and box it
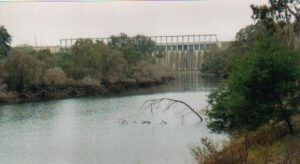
[195,114,300,164]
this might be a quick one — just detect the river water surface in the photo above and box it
[0,72,226,164]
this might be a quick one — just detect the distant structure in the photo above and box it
[33,46,60,53]
[150,34,219,71]
[59,34,219,71]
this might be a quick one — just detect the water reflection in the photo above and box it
[0,72,225,164]
[119,72,224,96]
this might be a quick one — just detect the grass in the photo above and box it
[195,114,300,164]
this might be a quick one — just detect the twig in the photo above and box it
[140,98,203,121]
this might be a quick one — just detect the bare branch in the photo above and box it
[140,98,203,121]
[286,3,300,20]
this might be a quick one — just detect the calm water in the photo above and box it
[0,72,226,164]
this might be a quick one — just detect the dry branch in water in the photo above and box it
[140,98,203,122]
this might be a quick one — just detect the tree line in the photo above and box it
[0,30,171,92]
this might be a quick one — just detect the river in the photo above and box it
[0,72,226,164]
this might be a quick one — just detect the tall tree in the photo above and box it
[201,23,269,77]
[0,26,12,57]
[108,33,156,64]
[251,0,300,23]
[70,39,107,80]
[207,35,300,134]
[251,0,300,38]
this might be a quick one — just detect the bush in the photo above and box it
[103,51,129,83]
[201,48,232,77]
[201,23,271,77]
[0,61,6,80]
[132,62,171,82]
[108,33,156,64]
[0,33,170,91]
[34,49,57,68]
[5,52,44,91]
[0,78,7,92]
[78,76,100,86]
[192,137,219,164]
[70,39,107,80]
[43,67,68,86]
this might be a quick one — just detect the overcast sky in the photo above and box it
[0,0,268,46]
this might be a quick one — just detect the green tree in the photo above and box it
[70,39,107,80]
[201,23,268,77]
[103,50,129,83]
[0,26,12,58]
[108,33,156,64]
[5,52,44,91]
[34,49,57,68]
[251,0,300,36]
[43,67,68,86]
[201,48,231,77]
[132,34,156,56]
[251,0,300,23]
[251,1,300,49]
[207,36,300,134]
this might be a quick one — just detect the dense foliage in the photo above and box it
[0,29,171,92]
[0,26,11,58]
[201,24,267,77]
[207,28,300,134]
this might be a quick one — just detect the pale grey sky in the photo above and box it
[0,0,268,46]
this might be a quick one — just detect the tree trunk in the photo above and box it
[285,116,294,135]
[278,97,295,135]
[280,105,294,134]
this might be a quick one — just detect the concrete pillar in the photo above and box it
[160,36,162,45]
[193,35,195,50]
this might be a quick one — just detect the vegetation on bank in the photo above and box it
[197,1,300,163]
[201,0,300,77]
[193,114,300,164]
[0,29,173,102]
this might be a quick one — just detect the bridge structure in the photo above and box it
[60,34,219,71]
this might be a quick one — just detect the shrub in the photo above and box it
[0,78,7,92]
[103,51,129,83]
[132,62,170,82]
[192,137,219,164]
[70,39,106,80]
[43,67,68,86]
[5,52,44,91]
[78,76,100,86]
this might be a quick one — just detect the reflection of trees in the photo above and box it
[174,72,222,92]
[116,72,222,96]
[0,103,56,123]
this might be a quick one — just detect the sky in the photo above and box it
[0,0,268,46]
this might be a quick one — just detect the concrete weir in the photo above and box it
[153,34,219,71]
[59,34,219,71]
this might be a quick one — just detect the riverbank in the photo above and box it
[0,75,175,104]
[196,114,300,164]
